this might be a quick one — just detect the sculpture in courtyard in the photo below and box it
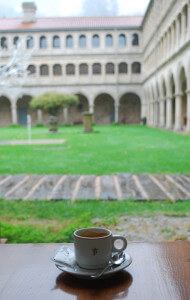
[30,93,78,133]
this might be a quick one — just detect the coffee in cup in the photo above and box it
[74,227,127,269]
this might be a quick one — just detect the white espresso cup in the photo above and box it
[74,227,127,269]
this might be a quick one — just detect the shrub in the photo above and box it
[35,123,44,127]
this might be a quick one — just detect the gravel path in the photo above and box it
[111,215,190,242]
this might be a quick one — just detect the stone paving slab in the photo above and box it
[99,175,117,200]
[0,175,26,197]
[170,175,190,194]
[0,174,189,201]
[26,175,62,200]
[75,175,96,200]
[137,174,167,200]
[6,175,43,200]
[157,175,188,200]
[0,139,66,145]
[52,175,81,200]
[117,174,142,199]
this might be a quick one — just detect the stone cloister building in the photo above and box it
[0,0,189,131]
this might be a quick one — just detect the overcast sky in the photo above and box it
[0,0,150,18]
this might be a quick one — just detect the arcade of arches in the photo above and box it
[145,65,190,131]
[0,92,141,126]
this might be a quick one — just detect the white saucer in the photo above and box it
[54,252,132,279]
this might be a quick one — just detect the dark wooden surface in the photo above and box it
[0,242,189,300]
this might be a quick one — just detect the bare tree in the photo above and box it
[0,40,32,91]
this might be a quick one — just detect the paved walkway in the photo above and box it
[0,174,190,200]
[0,139,66,145]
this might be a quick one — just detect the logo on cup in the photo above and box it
[92,248,98,256]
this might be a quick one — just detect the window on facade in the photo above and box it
[27,65,36,76]
[53,64,62,76]
[79,63,88,75]
[1,37,7,49]
[79,35,86,48]
[66,35,73,48]
[173,21,176,44]
[40,36,47,48]
[13,36,20,48]
[132,33,139,46]
[119,34,126,47]
[178,13,182,37]
[92,63,101,74]
[27,36,34,49]
[132,62,141,73]
[53,36,60,48]
[92,34,100,47]
[184,5,188,28]
[106,63,114,74]
[106,34,113,47]
[119,62,128,74]
[66,64,75,75]
[40,64,49,76]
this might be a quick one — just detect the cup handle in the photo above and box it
[112,235,127,253]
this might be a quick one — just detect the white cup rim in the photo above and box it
[74,227,111,239]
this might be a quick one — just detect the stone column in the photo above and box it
[89,105,94,114]
[76,63,79,81]
[37,109,42,123]
[186,90,190,131]
[175,18,179,51]
[159,99,165,127]
[141,102,146,120]
[150,102,154,126]
[11,102,17,124]
[148,103,151,125]
[174,93,183,131]
[115,104,119,123]
[166,97,172,129]
[63,107,68,124]
[154,102,158,127]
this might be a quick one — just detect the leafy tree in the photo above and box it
[81,0,119,16]
[30,92,78,132]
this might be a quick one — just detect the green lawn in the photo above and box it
[1,199,189,243]
[0,125,189,174]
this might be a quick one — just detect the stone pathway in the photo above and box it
[0,139,66,145]
[0,174,190,200]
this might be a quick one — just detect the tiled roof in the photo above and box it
[0,16,143,31]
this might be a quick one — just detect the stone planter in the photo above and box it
[83,112,93,132]
[48,115,58,133]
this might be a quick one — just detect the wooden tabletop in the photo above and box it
[0,242,189,300]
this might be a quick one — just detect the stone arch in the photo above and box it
[161,77,167,127]
[119,93,141,124]
[179,66,187,128]
[0,96,11,126]
[155,82,160,126]
[168,73,176,127]
[68,94,89,125]
[16,95,37,126]
[94,93,115,125]
[147,87,152,123]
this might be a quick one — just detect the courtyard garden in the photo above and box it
[0,125,190,174]
[0,125,190,244]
